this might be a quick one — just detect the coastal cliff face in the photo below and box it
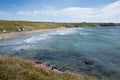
[0,56,98,80]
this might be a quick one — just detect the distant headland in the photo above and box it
[0,20,120,31]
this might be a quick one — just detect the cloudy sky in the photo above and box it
[0,0,120,22]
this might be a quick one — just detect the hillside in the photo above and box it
[0,20,120,31]
[0,56,98,80]
[0,20,63,31]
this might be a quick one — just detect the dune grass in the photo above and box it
[0,56,99,80]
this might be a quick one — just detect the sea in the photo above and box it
[0,26,120,80]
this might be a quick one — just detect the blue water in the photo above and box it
[0,26,120,80]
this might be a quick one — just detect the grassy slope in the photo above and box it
[0,20,64,31]
[0,20,119,31]
[0,56,98,80]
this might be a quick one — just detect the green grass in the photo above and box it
[0,20,64,31]
[0,56,99,80]
[0,20,119,31]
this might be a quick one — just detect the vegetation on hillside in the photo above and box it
[0,56,99,80]
[0,20,120,31]
[0,20,63,31]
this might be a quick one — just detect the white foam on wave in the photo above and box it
[23,28,77,43]
[53,28,76,35]
[79,32,91,35]
[18,28,77,43]
[14,45,32,50]
[77,27,84,30]
[0,39,24,46]
[24,34,50,43]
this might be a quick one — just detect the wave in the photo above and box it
[79,32,91,35]
[24,28,77,43]
[53,28,77,35]
[24,34,51,43]
[14,45,32,50]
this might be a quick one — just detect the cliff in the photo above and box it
[0,56,98,80]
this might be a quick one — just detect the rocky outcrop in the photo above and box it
[26,60,63,74]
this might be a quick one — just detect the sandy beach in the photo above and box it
[0,28,65,40]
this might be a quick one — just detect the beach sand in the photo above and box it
[0,28,65,40]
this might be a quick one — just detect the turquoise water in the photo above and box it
[0,26,120,79]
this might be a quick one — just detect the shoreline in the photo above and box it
[0,27,65,40]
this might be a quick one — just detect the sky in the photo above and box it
[0,0,120,22]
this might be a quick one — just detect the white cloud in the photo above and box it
[100,0,120,16]
[17,11,32,16]
[17,7,95,17]
[0,11,7,15]
[11,4,16,7]
[17,0,120,22]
